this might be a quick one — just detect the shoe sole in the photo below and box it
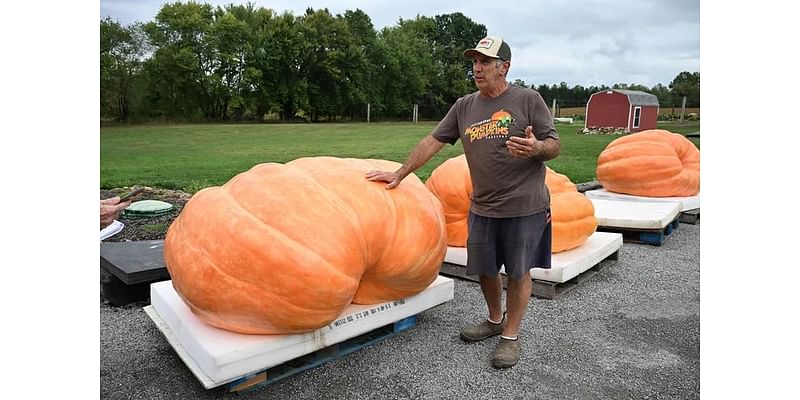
[492,359,519,369]
[459,331,502,342]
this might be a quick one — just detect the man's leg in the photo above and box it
[491,274,530,368]
[461,212,508,342]
[503,274,532,338]
[460,273,506,342]
[492,211,548,368]
[500,210,545,337]
[479,274,504,322]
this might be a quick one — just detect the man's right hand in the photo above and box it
[365,170,403,190]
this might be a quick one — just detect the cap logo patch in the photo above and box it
[476,38,494,49]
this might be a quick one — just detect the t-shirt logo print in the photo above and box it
[463,109,516,142]
[492,109,515,129]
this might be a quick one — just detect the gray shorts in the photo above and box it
[465,209,552,280]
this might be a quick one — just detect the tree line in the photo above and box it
[516,71,700,111]
[101,2,700,123]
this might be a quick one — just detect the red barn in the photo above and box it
[585,89,659,133]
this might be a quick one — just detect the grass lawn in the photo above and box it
[101,120,700,192]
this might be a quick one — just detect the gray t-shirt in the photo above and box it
[432,85,559,218]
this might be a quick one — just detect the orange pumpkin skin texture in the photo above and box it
[164,157,447,334]
[425,155,596,253]
[596,129,700,197]
[545,168,598,253]
[424,155,473,246]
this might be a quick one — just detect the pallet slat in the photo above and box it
[227,316,417,393]
[598,219,679,246]
[679,208,700,225]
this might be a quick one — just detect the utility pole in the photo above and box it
[552,99,557,118]
[679,96,686,124]
[367,103,370,124]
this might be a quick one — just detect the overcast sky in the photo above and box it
[100,0,699,88]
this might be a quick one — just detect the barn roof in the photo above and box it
[612,89,660,106]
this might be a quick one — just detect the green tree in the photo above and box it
[100,18,149,122]
[208,4,254,120]
[650,83,672,106]
[343,9,380,120]
[669,71,700,107]
[245,9,310,120]
[145,2,236,120]
[377,19,436,118]
[423,13,486,118]
[298,8,368,121]
[627,84,651,92]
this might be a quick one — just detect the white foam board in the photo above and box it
[591,198,681,229]
[584,188,700,211]
[443,231,622,284]
[146,276,454,388]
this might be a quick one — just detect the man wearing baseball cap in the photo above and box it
[366,36,560,368]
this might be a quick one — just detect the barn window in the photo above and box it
[633,106,642,128]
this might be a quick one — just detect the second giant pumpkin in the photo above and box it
[544,168,598,252]
[425,155,596,253]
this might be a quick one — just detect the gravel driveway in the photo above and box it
[101,223,699,399]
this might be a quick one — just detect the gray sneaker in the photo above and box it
[492,337,521,368]
[459,312,506,342]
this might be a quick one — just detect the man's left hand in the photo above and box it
[506,126,541,159]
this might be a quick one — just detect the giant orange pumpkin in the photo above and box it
[164,157,447,335]
[544,168,598,252]
[596,129,700,197]
[424,155,472,246]
[425,155,596,253]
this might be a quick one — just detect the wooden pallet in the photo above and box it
[679,208,700,225]
[597,218,679,246]
[439,249,619,300]
[226,316,417,393]
[531,250,618,299]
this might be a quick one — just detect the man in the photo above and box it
[365,36,560,368]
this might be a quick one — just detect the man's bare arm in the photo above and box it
[365,135,446,189]
[535,137,560,161]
